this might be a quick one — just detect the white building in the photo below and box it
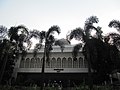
[13,45,89,86]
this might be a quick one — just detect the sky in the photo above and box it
[0,0,120,44]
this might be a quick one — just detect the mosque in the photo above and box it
[12,44,89,86]
[12,39,120,86]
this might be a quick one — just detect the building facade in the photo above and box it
[13,45,89,86]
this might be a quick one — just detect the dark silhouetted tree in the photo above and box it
[67,16,101,89]
[28,25,61,90]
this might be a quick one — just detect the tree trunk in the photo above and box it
[0,52,8,84]
[41,45,46,90]
[86,42,93,90]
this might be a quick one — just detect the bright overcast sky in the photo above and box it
[0,0,120,43]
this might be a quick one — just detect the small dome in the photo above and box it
[54,38,70,46]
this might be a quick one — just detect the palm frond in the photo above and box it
[46,25,60,38]
[29,30,41,39]
[8,25,29,42]
[106,32,120,44]
[16,25,29,35]
[72,43,83,61]
[85,16,99,25]
[40,31,46,39]
[84,16,99,38]
[8,27,18,41]
[85,25,97,38]
[108,20,120,32]
[95,26,103,40]
[67,27,84,41]
[28,30,46,43]
[0,25,8,39]
[8,27,17,36]
[33,43,42,57]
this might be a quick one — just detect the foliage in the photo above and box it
[0,25,8,39]
[29,25,61,60]
[0,25,30,85]
[0,16,120,87]
[67,16,120,85]
[109,20,120,32]
[8,25,29,51]
[72,43,83,61]
[0,39,19,85]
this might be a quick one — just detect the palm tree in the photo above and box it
[41,26,60,89]
[0,39,19,84]
[109,20,120,33]
[0,25,8,39]
[67,16,101,89]
[108,20,120,48]
[28,25,60,90]
[107,20,120,73]
[29,30,46,57]
[0,25,30,84]
[0,25,19,84]
[8,25,29,51]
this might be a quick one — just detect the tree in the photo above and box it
[0,39,19,85]
[67,16,101,89]
[41,26,60,90]
[0,25,8,39]
[27,30,46,57]
[107,20,120,72]
[8,25,29,51]
[0,25,30,85]
[28,25,61,90]
[108,20,120,49]
[109,20,120,33]
[0,26,15,84]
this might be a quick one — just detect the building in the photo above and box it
[12,45,89,86]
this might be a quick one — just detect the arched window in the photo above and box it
[56,57,61,68]
[46,59,50,68]
[51,58,56,68]
[73,58,78,68]
[79,57,84,68]
[68,57,72,68]
[34,58,37,68]
[36,58,41,68]
[62,57,67,68]
[20,59,25,68]
[30,58,35,68]
[25,58,30,68]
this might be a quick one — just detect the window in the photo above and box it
[20,59,25,68]
[51,58,56,68]
[68,57,72,68]
[36,58,40,68]
[25,58,30,68]
[62,57,67,68]
[30,58,35,68]
[73,58,78,68]
[56,58,61,68]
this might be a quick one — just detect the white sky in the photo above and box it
[0,0,120,45]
